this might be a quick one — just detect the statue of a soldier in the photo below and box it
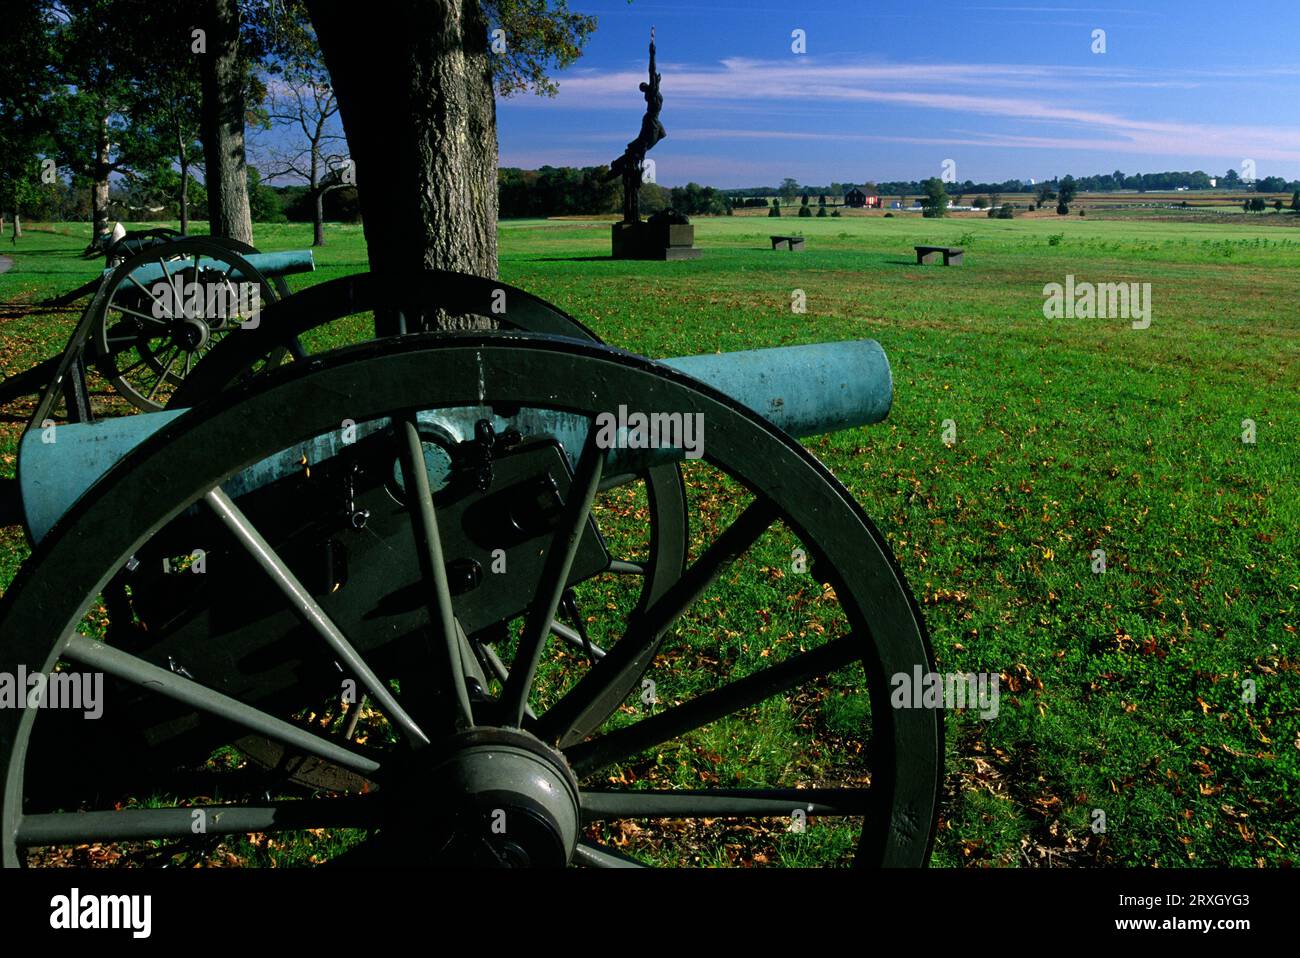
[608,29,666,223]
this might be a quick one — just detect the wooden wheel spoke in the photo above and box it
[579,787,871,820]
[537,498,778,748]
[63,635,380,775]
[564,635,859,777]
[205,487,430,747]
[501,425,605,724]
[146,348,182,401]
[111,303,170,328]
[126,273,174,319]
[395,414,475,730]
[16,796,381,846]
[572,840,647,868]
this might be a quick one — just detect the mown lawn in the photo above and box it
[1,214,1296,867]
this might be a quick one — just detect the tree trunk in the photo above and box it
[91,115,111,248]
[306,0,498,283]
[177,119,190,235]
[11,213,20,243]
[198,0,253,244]
[179,155,190,235]
[313,190,325,247]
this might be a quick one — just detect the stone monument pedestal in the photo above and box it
[611,221,701,260]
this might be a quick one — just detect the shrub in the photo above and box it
[816,206,828,217]
[831,209,842,217]
[1056,202,1070,215]
[884,212,894,218]
[798,205,813,217]
[768,201,781,217]
[997,205,1014,218]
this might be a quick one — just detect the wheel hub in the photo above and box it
[172,315,211,352]
[391,728,581,867]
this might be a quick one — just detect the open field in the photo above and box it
[1,214,1296,867]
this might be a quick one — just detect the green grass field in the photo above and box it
[1,214,1296,867]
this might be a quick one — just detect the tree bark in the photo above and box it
[91,115,111,248]
[198,0,253,244]
[312,189,325,247]
[10,213,20,243]
[179,154,190,234]
[177,116,190,235]
[306,0,498,281]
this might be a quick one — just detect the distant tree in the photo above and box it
[1273,199,1283,211]
[815,205,827,217]
[780,177,799,197]
[800,192,809,206]
[1223,168,1241,187]
[46,0,171,249]
[972,197,988,209]
[1036,181,1057,206]
[768,199,780,217]
[920,177,949,218]
[1058,175,1077,205]
[996,204,1014,219]
[1291,189,1300,212]
[797,204,812,217]
[259,72,348,244]
[831,209,841,217]
[0,1,58,242]
[817,193,826,206]
[1056,201,1069,215]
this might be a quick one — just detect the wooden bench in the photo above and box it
[771,235,805,251]
[915,245,963,265]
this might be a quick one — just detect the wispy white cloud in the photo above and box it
[501,56,1300,163]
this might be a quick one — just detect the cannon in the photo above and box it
[0,272,941,868]
[4,235,315,417]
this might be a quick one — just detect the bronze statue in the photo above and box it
[608,29,666,223]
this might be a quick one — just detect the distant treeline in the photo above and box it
[21,164,1296,227]
[730,169,1300,199]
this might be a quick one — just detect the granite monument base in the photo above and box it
[611,221,701,260]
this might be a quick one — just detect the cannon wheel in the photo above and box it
[88,237,285,412]
[0,333,941,867]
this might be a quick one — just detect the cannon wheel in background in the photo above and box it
[0,334,941,867]
[88,237,288,412]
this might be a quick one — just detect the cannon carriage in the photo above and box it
[0,265,941,868]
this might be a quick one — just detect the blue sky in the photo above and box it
[495,0,1300,188]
